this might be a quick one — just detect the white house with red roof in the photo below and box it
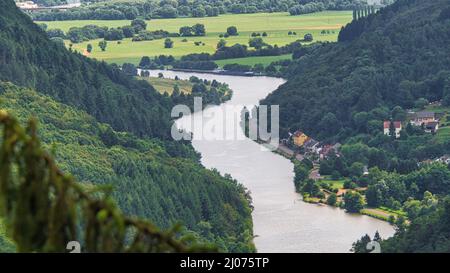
[383,121,402,138]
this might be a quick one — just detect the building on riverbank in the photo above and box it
[292,131,309,147]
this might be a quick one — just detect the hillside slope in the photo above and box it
[0,0,254,252]
[1,0,172,139]
[262,0,450,141]
[0,82,254,252]
[262,0,450,253]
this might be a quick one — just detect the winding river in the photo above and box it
[148,69,395,253]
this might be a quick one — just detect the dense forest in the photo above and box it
[265,0,450,252]
[0,0,254,252]
[0,107,218,253]
[263,0,450,141]
[29,0,367,21]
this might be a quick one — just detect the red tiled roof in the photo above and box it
[383,121,402,129]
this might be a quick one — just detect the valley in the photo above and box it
[2,0,450,255]
[39,11,351,64]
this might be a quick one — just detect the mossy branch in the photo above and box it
[0,110,216,253]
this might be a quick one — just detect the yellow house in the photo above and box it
[293,131,309,147]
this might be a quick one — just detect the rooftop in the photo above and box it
[415,111,435,119]
[383,121,402,129]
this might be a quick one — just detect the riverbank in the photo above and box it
[260,140,399,224]
[158,69,394,252]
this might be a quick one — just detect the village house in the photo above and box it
[318,143,341,160]
[411,111,437,126]
[383,121,402,138]
[436,155,450,165]
[292,131,309,147]
[303,138,320,153]
[425,121,439,134]
[410,111,441,133]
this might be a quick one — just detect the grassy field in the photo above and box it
[436,127,450,142]
[41,11,352,64]
[215,54,292,67]
[319,175,347,190]
[139,76,193,95]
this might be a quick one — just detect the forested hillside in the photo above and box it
[0,0,254,252]
[0,81,254,252]
[2,0,174,139]
[262,0,450,252]
[263,0,450,141]
[30,0,366,21]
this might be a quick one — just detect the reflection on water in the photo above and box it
[148,69,395,253]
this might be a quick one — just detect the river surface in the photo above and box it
[147,69,395,253]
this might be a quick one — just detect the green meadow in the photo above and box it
[140,76,193,95]
[215,54,292,67]
[41,11,352,65]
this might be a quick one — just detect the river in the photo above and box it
[147,69,395,253]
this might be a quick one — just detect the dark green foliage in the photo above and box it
[226,26,238,36]
[192,24,206,36]
[46,28,65,39]
[0,0,172,140]
[327,193,337,206]
[30,0,362,21]
[293,160,313,192]
[131,19,147,32]
[0,83,253,252]
[381,197,450,253]
[98,40,107,51]
[0,109,215,253]
[303,33,313,42]
[0,1,254,253]
[263,0,450,142]
[351,233,379,253]
[164,38,174,48]
[121,63,137,76]
[66,25,108,43]
[104,28,125,41]
[249,38,266,49]
[223,64,252,73]
[289,0,364,16]
[343,191,364,213]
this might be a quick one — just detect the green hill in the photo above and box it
[262,0,450,141]
[0,0,254,252]
[262,0,450,252]
[0,82,254,252]
[1,0,172,139]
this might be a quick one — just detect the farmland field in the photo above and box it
[139,76,193,95]
[215,54,292,67]
[41,11,352,65]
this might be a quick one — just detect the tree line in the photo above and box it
[30,0,367,21]
[289,0,366,16]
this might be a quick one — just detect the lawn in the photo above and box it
[215,54,292,67]
[138,76,193,95]
[41,11,352,64]
[361,207,406,222]
[436,127,450,143]
[319,177,346,190]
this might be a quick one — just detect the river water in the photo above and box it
[147,69,395,253]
